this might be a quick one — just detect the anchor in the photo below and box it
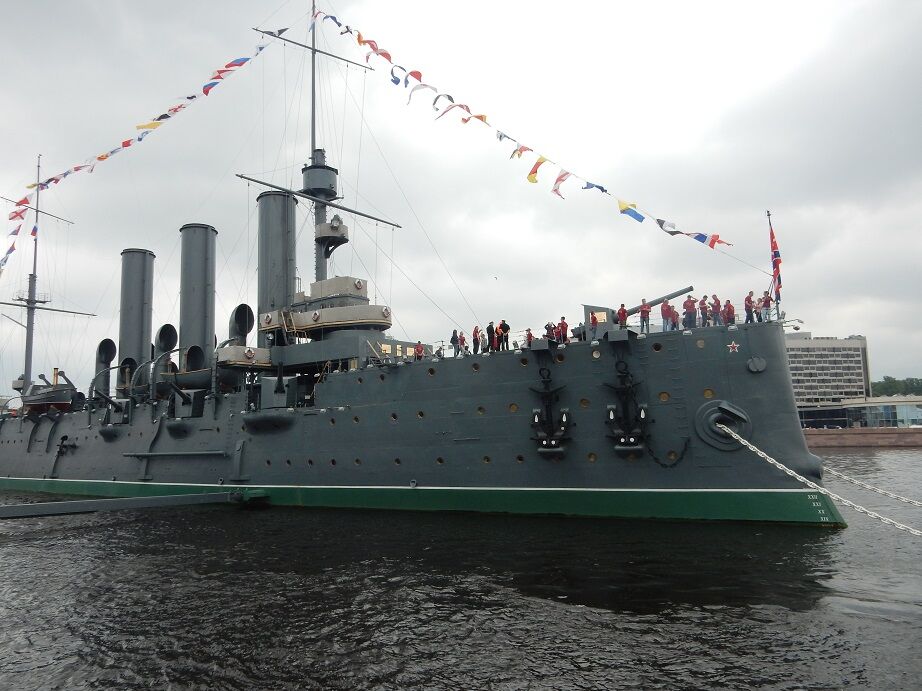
[529,367,571,457]
[604,360,648,456]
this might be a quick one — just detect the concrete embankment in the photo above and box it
[804,427,922,448]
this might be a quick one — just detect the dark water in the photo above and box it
[1,449,920,690]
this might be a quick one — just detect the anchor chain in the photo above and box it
[715,423,922,537]
[823,467,922,507]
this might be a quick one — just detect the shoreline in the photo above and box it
[804,427,922,449]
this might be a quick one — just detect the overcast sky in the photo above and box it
[1,0,920,394]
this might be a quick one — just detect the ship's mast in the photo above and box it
[22,155,45,392]
[307,0,336,283]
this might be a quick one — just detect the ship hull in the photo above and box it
[0,477,841,525]
[0,323,847,527]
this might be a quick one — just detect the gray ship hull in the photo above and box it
[0,323,844,526]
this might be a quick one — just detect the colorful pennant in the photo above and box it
[309,7,734,253]
[2,40,267,279]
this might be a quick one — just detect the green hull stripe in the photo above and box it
[0,477,845,526]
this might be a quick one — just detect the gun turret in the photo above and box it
[625,286,694,317]
[581,285,694,339]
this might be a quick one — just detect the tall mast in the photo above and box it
[305,0,340,283]
[310,0,317,154]
[22,155,43,391]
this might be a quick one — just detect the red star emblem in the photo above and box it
[727,341,740,353]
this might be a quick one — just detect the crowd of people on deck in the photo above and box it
[655,290,776,332]
[411,290,777,360]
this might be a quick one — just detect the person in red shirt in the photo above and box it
[526,327,534,347]
[744,291,755,324]
[616,304,628,330]
[589,311,599,340]
[414,341,424,360]
[458,331,467,355]
[698,295,710,327]
[661,300,672,332]
[558,317,569,343]
[681,294,695,329]
[670,305,680,331]
[472,325,481,354]
[638,299,651,334]
[761,291,773,322]
[711,294,723,326]
[723,300,735,325]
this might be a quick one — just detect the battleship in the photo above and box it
[0,17,845,527]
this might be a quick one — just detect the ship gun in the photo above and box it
[581,285,694,340]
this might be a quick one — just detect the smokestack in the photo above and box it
[228,304,254,346]
[256,191,297,347]
[178,223,217,371]
[153,323,178,382]
[93,338,116,398]
[118,248,155,393]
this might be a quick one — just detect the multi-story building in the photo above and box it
[785,333,871,427]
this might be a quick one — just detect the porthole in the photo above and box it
[471,363,480,372]
[696,339,705,349]
[394,458,401,465]
[354,458,361,465]
[579,398,590,409]
[437,457,444,465]
[476,406,486,415]
[285,459,291,466]
[588,452,597,463]
[379,373,386,381]
[516,455,525,463]
[427,367,436,376]
[358,377,364,384]
[703,388,715,399]
[353,416,360,423]
[390,412,398,421]
[520,358,529,367]
[482,456,491,464]
[417,411,425,418]
[667,450,679,461]
[308,459,314,466]
[659,391,670,402]
[265,459,271,466]
[555,353,565,363]
[330,418,336,425]
[508,403,518,413]
[652,342,663,352]
[592,350,601,359]
[330,459,337,466]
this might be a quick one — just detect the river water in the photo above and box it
[1,448,920,690]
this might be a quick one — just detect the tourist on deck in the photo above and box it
[414,341,424,361]
[617,304,628,329]
[558,317,569,343]
[450,329,459,355]
[682,295,696,328]
[479,330,488,353]
[699,295,710,327]
[499,319,510,351]
[472,325,481,354]
[526,327,534,347]
[486,322,495,352]
[761,291,773,322]
[744,291,755,324]
[723,300,735,325]
[670,305,680,331]
[661,300,672,332]
[458,331,467,356]
[639,299,651,334]
[589,311,599,340]
[711,294,723,326]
